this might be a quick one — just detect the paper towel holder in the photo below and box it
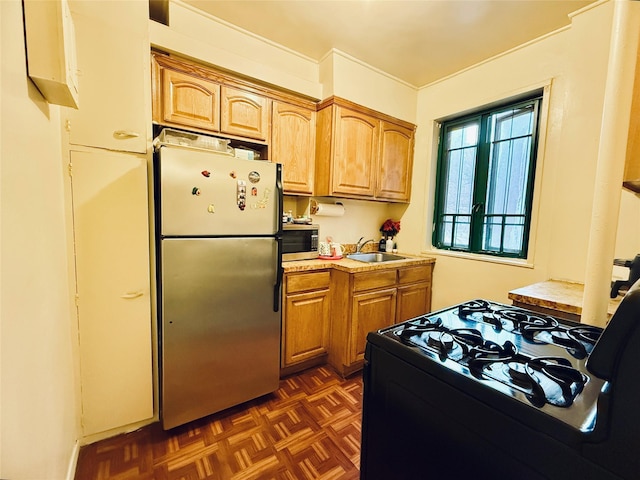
[310,199,344,216]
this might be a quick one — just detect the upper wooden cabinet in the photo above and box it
[152,52,318,194]
[160,68,221,132]
[378,121,415,202]
[272,102,317,195]
[221,86,270,141]
[65,1,149,153]
[318,105,379,197]
[315,97,416,202]
[153,53,270,143]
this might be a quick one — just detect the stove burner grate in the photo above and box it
[458,299,492,316]
[470,353,587,408]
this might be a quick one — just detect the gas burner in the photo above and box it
[448,328,484,349]
[458,299,492,316]
[521,320,596,359]
[471,352,587,408]
[567,326,601,346]
[519,315,560,339]
[398,317,442,343]
[482,313,504,330]
[507,361,531,386]
[426,332,455,360]
[471,339,517,360]
[427,331,454,350]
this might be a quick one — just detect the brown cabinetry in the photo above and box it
[152,52,318,195]
[315,96,416,202]
[350,286,397,364]
[153,54,270,143]
[624,46,640,192]
[396,265,433,322]
[221,86,270,141]
[160,67,221,132]
[377,121,415,202]
[316,104,379,197]
[272,102,317,195]
[281,270,331,375]
[329,263,433,376]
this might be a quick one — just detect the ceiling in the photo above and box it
[181,0,596,87]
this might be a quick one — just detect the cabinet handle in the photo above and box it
[113,130,140,139]
[121,291,144,299]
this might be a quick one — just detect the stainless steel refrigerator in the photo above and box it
[155,143,283,430]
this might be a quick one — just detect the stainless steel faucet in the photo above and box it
[356,237,375,253]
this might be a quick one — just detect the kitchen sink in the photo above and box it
[346,252,407,263]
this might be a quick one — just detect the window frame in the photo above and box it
[432,92,543,259]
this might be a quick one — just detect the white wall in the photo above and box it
[319,49,418,122]
[151,0,322,100]
[0,1,79,478]
[402,1,628,310]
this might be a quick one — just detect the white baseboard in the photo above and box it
[65,440,80,480]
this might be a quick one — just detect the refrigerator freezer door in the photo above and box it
[159,145,280,236]
[160,237,281,429]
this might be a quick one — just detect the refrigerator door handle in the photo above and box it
[273,163,284,313]
[274,235,283,312]
[275,163,284,235]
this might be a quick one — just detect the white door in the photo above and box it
[71,149,153,435]
[66,1,149,153]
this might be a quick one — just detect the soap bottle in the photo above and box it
[378,237,386,252]
[385,238,394,252]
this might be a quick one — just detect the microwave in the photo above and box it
[282,224,319,261]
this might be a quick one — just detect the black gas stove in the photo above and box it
[390,299,604,428]
[360,281,640,480]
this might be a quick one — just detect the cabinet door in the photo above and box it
[397,282,431,323]
[376,121,415,202]
[160,68,221,132]
[66,2,148,153]
[70,150,152,436]
[272,102,316,195]
[283,289,331,366]
[350,288,396,363]
[332,107,379,197]
[624,47,640,191]
[221,86,270,141]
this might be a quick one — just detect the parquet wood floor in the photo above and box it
[75,366,363,480]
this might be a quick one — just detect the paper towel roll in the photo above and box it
[311,200,345,217]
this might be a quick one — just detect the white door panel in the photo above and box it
[67,1,148,153]
[71,149,153,435]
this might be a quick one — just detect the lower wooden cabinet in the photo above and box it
[329,263,433,376]
[282,262,433,377]
[281,270,331,375]
[350,287,397,364]
[397,265,433,322]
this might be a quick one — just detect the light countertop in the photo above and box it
[283,253,435,273]
[508,279,622,319]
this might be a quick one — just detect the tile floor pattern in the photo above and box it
[75,366,363,480]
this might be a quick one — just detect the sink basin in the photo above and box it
[347,252,407,263]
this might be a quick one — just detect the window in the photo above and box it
[433,93,542,259]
